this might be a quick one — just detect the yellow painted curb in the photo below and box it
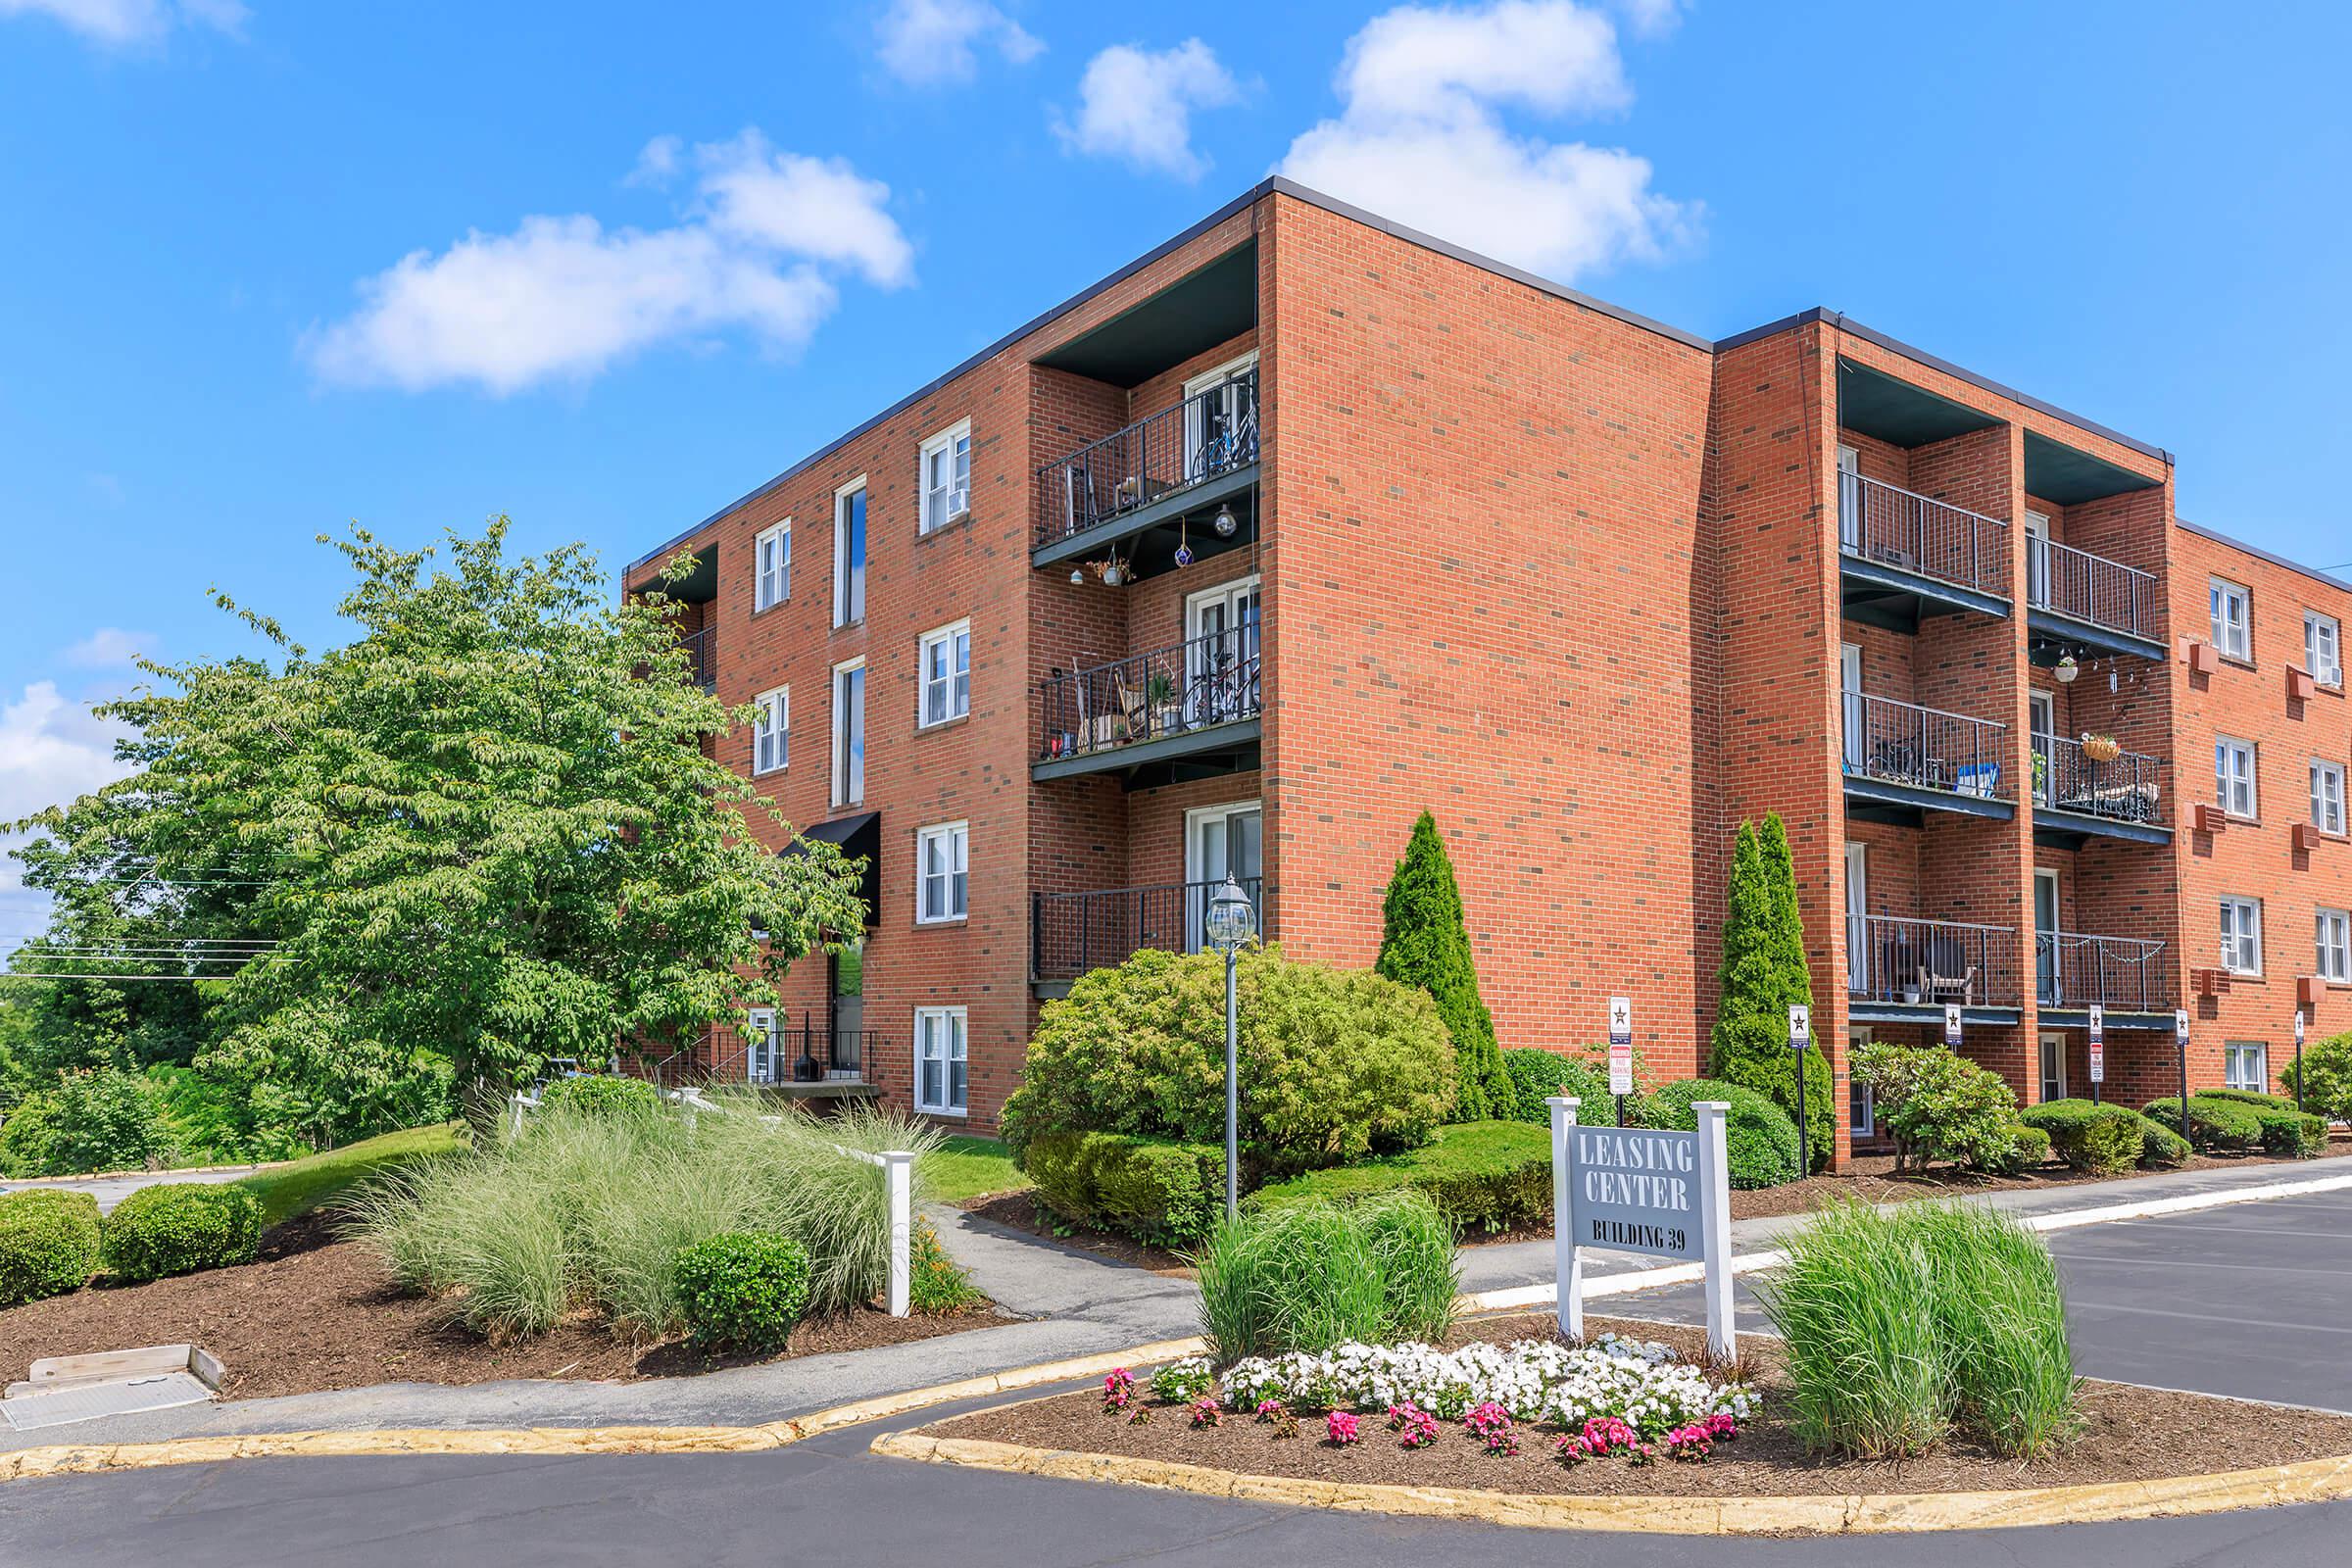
[866,1430,2352,1536]
[0,1337,1208,1487]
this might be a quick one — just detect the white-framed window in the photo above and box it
[2315,759,2347,836]
[831,659,865,807]
[753,685,789,775]
[2216,736,2258,818]
[914,1005,967,1115]
[2210,577,2251,661]
[833,478,867,627]
[918,421,971,535]
[2308,611,2343,688]
[915,821,968,924]
[2319,908,2352,984]
[2224,1041,2268,1094]
[2221,896,2264,976]
[918,619,971,728]
[1847,1028,1874,1137]
[745,1007,776,1083]
[755,521,791,611]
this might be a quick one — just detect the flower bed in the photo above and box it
[918,1313,2352,1500]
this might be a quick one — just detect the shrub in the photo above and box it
[2134,1112,2192,1169]
[2141,1095,2264,1153]
[1707,816,1831,1169]
[1498,1049,1623,1126]
[672,1231,811,1354]
[1000,947,1455,1178]
[1989,1122,2052,1176]
[1639,1078,1801,1190]
[1192,1193,1458,1362]
[1,1068,176,1177]
[1756,1201,2077,1459]
[907,1216,983,1313]
[1375,811,1511,1121]
[0,1188,101,1305]
[2278,1032,2352,1123]
[100,1182,263,1284]
[1023,1131,1224,1246]
[537,1074,661,1119]
[1248,1121,1548,1235]
[2251,1106,2328,1157]
[2019,1099,2142,1177]
[2197,1087,2295,1113]
[1849,1044,2020,1172]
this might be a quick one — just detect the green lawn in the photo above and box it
[921,1135,1027,1202]
[234,1122,465,1227]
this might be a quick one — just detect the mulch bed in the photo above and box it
[0,1213,1000,1400]
[921,1311,2352,1497]
[966,1141,2352,1274]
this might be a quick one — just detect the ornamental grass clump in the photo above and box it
[1756,1200,2079,1459]
[1191,1193,1458,1363]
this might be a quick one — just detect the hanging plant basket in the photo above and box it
[2082,733,2122,763]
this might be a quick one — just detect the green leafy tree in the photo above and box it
[2280,1033,2352,1123]
[1375,811,1511,1121]
[11,522,865,1140]
[1707,814,1831,1168]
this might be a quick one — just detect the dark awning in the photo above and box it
[784,811,880,929]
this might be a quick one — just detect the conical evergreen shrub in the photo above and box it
[1377,811,1511,1121]
[1706,813,1832,1170]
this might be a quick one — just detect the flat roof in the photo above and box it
[2177,518,2351,596]
[630,177,2332,591]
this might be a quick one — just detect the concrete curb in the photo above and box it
[1452,1166,2352,1316]
[867,1431,2352,1536]
[0,1338,1207,1486]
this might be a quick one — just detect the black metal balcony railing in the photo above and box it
[1036,369,1259,548]
[1838,471,2009,599]
[1847,914,2021,1007]
[2034,931,2170,1011]
[1841,692,2011,801]
[2032,733,2164,825]
[748,1013,881,1085]
[680,626,716,692]
[1032,877,1271,983]
[1039,625,1263,762]
[2029,536,2156,639]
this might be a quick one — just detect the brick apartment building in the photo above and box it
[622,177,2350,1162]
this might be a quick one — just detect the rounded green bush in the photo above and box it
[1641,1078,1801,1190]
[2134,1112,2191,1168]
[2279,1033,2352,1122]
[536,1074,660,1118]
[1001,947,1456,1178]
[2140,1095,2264,1153]
[1990,1122,2054,1175]
[673,1231,812,1353]
[1022,1130,1223,1246]
[2251,1106,2328,1157]
[100,1182,264,1284]
[0,1188,102,1305]
[1497,1048,1620,1125]
[2019,1099,2142,1177]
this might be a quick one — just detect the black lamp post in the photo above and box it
[1204,876,1257,1219]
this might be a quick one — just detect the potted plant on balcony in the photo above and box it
[1146,670,1181,734]
[2082,732,2122,764]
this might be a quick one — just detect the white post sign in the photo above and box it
[1607,995,1634,1097]
[1943,1003,1963,1049]
[1550,1096,1736,1366]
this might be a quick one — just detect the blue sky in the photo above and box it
[3,0,2349,923]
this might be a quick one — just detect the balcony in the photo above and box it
[747,1013,887,1102]
[2034,932,2173,1023]
[1839,471,2012,629]
[1841,692,2014,823]
[2032,733,2171,847]
[1847,914,2023,1021]
[1032,877,1271,995]
[680,626,716,692]
[2027,537,2165,662]
[1032,369,1259,578]
[1035,625,1261,788]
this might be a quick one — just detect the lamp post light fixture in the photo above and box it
[1204,874,1258,1219]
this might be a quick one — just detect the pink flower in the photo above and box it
[1188,1397,1222,1429]
[1100,1368,1134,1414]
[1387,1401,1441,1449]
[1326,1411,1360,1446]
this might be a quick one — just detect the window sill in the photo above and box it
[753,765,789,779]
[2218,654,2258,671]
[914,915,970,930]
[752,599,792,617]
[918,513,974,542]
[916,1105,970,1120]
[2223,970,2266,984]
[916,713,972,736]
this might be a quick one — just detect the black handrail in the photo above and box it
[1032,877,1270,983]
[1840,691,2011,800]
[2034,931,2169,1011]
[2028,536,2155,638]
[747,1011,883,1085]
[1039,624,1262,761]
[1838,471,2009,598]
[680,626,716,692]
[2032,734,2164,825]
[1036,369,1258,547]
[1846,914,2021,1007]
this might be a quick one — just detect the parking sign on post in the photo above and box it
[2175,1008,2192,1141]
[1943,1003,1963,1050]
[2295,1008,2308,1112]
[1788,1004,1811,1181]
[1607,996,1633,1096]
[2088,1003,2105,1100]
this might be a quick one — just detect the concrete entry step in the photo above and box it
[0,1370,217,1431]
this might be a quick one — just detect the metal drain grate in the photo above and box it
[1,1371,216,1431]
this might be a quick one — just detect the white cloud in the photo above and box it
[0,0,245,45]
[625,133,683,188]
[1054,39,1240,180]
[0,682,135,916]
[305,133,911,395]
[1613,0,1681,36]
[62,628,157,669]
[1278,0,1696,281]
[875,0,1042,85]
